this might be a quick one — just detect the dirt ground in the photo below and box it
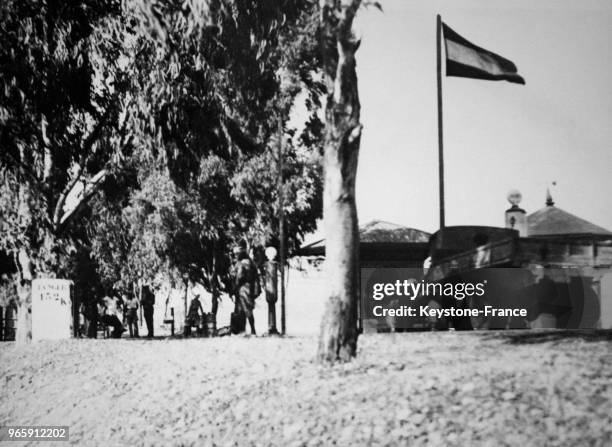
[1,331,611,446]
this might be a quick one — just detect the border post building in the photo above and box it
[427,191,612,329]
[295,220,431,333]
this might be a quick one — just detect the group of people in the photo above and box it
[184,244,263,336]
[185,244,274,337]
[80,285,156,339]
[80,242,276,339]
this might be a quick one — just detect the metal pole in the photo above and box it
[170,307,175,336]
[184,279,188,331]
[437,14,445,229]
[278,118,286,335]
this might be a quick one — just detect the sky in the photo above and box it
[346,0,612,236]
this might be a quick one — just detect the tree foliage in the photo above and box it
[1,0,327,341]
[0,0,128,268]
[89,0,325,296]
[0,0,132,342]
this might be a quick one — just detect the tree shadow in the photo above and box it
[481,329,612,345]
[118,335,169,341]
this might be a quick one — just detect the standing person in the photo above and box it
[124,292,139,338]
[231,245,260,336]
[185,293,205,337]
[141,285,155,338]
[84,296,99,338]
[229,249,245,334]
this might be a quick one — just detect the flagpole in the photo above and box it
[436,14,445,229]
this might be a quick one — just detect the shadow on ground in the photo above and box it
[482,329,612,345]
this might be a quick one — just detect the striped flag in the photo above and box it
[442,22,525,85]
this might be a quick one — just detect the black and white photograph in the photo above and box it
[1,0,611,445]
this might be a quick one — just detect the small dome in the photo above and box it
[358,220,430,243]
[300,220,431,252]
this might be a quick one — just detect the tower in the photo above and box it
[505,189,527,236]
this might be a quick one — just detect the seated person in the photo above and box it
[99,295,125,338]
[185,294,205,336]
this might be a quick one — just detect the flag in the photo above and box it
[442,22,525,85]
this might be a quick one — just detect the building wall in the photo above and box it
[285,257,327,335]
[599,271,612,329]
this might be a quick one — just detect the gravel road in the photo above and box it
[1,331,611,446]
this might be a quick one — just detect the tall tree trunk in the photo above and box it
[317,0,363,363]
[211,284,219,321]
[210,256,219,324]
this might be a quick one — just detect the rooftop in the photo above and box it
[300,220,431,252]
[527,195,612,238]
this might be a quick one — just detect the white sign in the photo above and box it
[32,279,73,342]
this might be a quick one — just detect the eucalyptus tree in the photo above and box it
[89,0,324,321]
[317,0,376,362]
[0,0,130,343]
